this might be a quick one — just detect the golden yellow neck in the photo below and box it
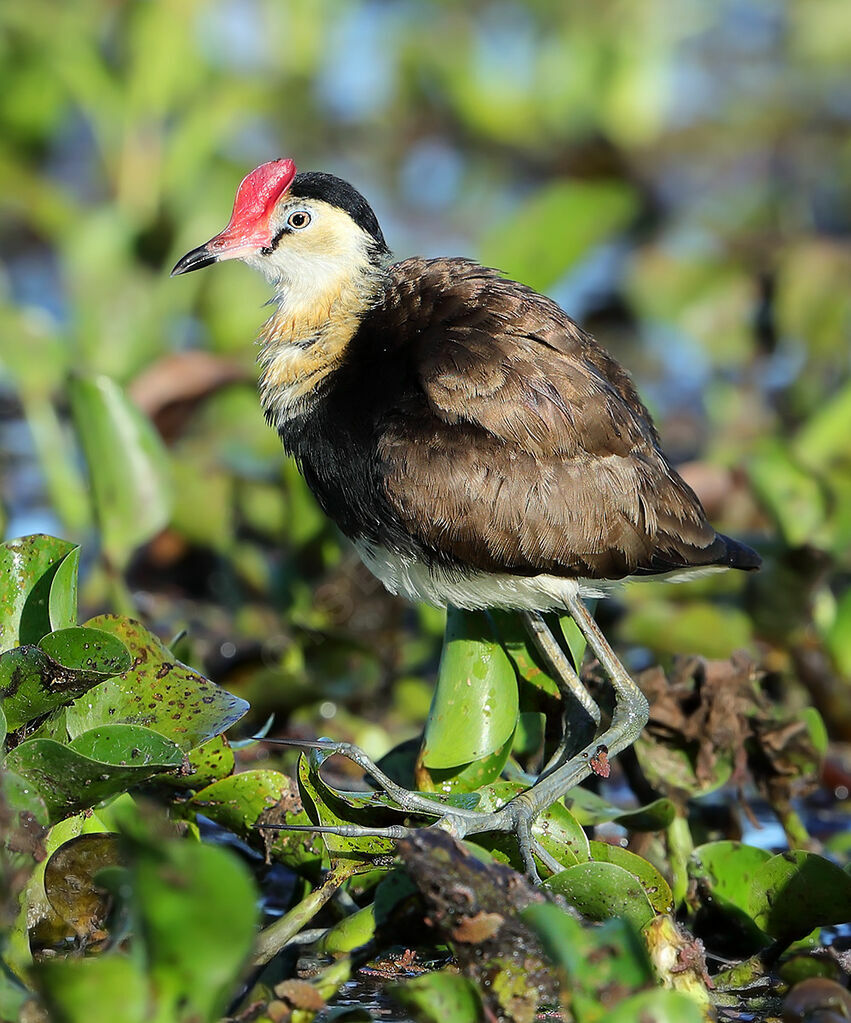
[257,266,383,425]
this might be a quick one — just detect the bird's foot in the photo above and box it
[259,736,586,883]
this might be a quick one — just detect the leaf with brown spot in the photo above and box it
[63,615,248,754]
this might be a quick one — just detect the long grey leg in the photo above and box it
[520,610,601,726]
[467,592,650,847]
[520,610,601,779]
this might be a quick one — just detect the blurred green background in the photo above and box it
[1,0,850,752]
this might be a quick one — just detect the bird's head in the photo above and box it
[171,158,389,299]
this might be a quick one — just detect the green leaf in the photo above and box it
[419,729,516,794]
[0,965,32,1023]
[489,610,560,699]
[5,725,183,822]
[748,851,851,944]
[601,989,705,1023]
[159,733,234,790]
[0,535,78,653]
[481,180,638,293]
[545,860,656,931]
[66,615,248,753]
[390,971,482,1023]
[690,841,772,918]
[567,788,676,831]
[588,841,673,915]
[68,374,172,570]
[559,613,588,675]
[316,902,376,954]
[188,768,322,873]
[419,608,519,780]
[37,953,149,1023]
[39,626,131,676]
[297,753,396,864]
[689,840,773,951]
[132,835,258,1021]
[0,643,121,733]
[48,545,80,633]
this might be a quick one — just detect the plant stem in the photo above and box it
[253,863,357,966]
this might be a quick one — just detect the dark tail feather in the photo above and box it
[718,533,761,571]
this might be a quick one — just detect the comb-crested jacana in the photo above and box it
[172,158,760,878]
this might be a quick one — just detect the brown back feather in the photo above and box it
[375,257,732,580]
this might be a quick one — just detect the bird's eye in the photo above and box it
[287,211,311,229]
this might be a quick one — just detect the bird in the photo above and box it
[172,158,760,877]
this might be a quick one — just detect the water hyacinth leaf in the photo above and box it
[159,733,234,790]
[43,833,121,940]
[545,860,656,931]
[748,851,851,943]
[588,841,673,915]
[418,728,515,794]
[188,768,321,871]
[601,989,705,1023]
[67,615,248,752]
[567,787,676,831]
[0,535,78,652]
[1,766,49,829]
[298,753,396,863]
[316,902,377,954]
[1,644,117,733]
[37,953,149,1023]
[481,179,638,294]
[6,725,183,822]
[559,613,588,674]
[47,544,80,634]
[689,840,773,950]
[69,723,183,764]
[132,837,258,1022]
[39,627,131,677]
[634,733,733,799]
[390,971,482,1023]
[476,780,590,870]
[690,841,773,918]
[419,608,518,775]
[488,610,560,699]
[0,704,6,752]
[68,374,172,570]
[0,970,30,1023]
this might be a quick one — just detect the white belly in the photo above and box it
[354,540,611,610]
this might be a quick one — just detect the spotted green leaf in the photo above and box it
[66,615,248,753]
[5,725,183,822]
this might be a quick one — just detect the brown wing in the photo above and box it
[377,257,736,580]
